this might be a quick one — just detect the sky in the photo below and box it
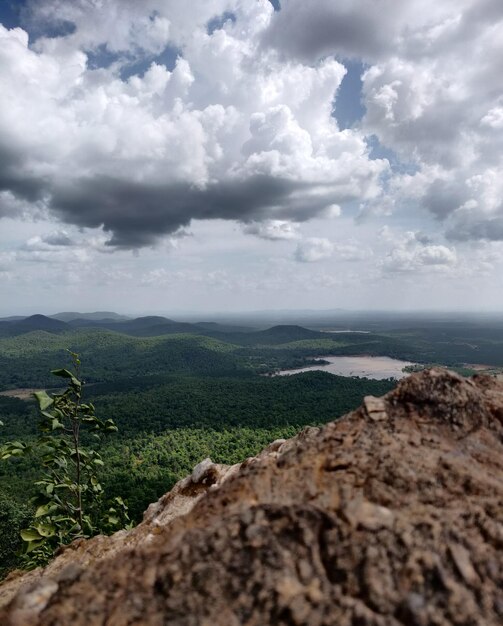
[0,0,502,315]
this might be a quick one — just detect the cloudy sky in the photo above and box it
[0,0,502,315]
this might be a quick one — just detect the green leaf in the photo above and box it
[20,528,42,541]
[7,448,24,458]
[25,539,46,554]
[10,441,26,449]
[35,504,52,518]
[33,391,54,411]
[51,368,74,379]
[52,515,73,523]
[37,523,56,538]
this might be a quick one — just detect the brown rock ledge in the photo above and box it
[1,368,502,625]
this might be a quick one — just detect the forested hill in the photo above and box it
[0,315,70,337]
[0,332,245,390]
[3,314,503,369]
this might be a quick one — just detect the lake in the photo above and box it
[275,355,415,380]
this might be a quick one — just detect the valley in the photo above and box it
[1,310,503,578]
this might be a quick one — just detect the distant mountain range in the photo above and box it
[0,313,325,345]
[0,314,70,337]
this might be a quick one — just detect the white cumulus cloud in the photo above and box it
[0,1,387,248]
[264,0,503,243]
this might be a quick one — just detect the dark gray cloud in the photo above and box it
[0,145,45,205]
[51,175,338,248]
[42,231,74,246]
[414,232,434,246]
[446,209,503,242]
[421,179,469,220]
[18,229,76,252]
[261,0,407,61]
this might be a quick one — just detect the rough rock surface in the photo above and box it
[1,368,502,625]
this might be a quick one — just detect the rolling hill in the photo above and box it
[0,315,70,337]
[0,314,328,345]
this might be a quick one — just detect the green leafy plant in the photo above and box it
[1,352,131,568]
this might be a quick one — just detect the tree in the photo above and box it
[1,352,131,568]
[0,491,32,579]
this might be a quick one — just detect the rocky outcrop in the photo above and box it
[1,368,502,625]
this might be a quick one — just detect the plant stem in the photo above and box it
[71,356,83,529]
[71,417,83,529]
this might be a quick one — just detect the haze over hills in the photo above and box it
[5,309,503,330]
[0,313,233,338]
[51,312,131,322]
